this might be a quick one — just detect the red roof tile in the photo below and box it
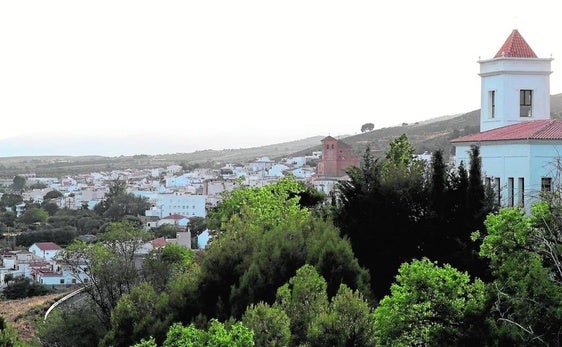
[494,29,537,58]
[152,237,167,249]
[32,242,62,251]
[451,120,562,143]
[37,271,64,278]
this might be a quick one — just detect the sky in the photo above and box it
[1,0,562,156]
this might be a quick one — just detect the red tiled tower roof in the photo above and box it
[451,120,562,143]
[494,29,537,58]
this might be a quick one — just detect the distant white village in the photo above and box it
[0,149,352,289]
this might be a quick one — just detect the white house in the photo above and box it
[157,214,190,228]
[144,192,207,218]
[249,157,275,172]
[167,165,183,174]
[203,179,241,196]
[291,168,315,179]
[311,176,340,195]
[267,164,289,177]
[166,173,191,188]
[35,271,69,286]
[2,252,17,269]
[197,229,211,249]
[166,231,191,249]
[452,29,560,209]
[29,242,62,261]
[285,156,307,168]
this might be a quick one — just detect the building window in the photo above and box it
[508,177,514,207]
[494,177,501,206]
[542,177,553,192]
[518,177,524,207]
[520,89,532,117]
[60,279,65,284]
[489,90,495,118]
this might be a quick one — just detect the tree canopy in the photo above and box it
[374,258,486,346]
[360,122,374,132]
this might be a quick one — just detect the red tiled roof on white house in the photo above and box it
[451,120,562,143]
[494,29,537,58]
[151,237,167,249]
[32,242,62,251]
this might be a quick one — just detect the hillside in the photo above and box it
[1,93,562,176]
[0,293,65,343]
[0,136,324,177]
[291,93,562,161]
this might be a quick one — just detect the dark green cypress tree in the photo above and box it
[468,145,485,219]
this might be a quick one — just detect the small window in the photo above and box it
[508,178,514,207]
[494,177,501,206]
[542,177,552,192]
[518,177,525,207]
[520,90,533,117]
[489,90,496,118]
[60,279,65,284]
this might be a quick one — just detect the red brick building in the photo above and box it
[316,136,360,177]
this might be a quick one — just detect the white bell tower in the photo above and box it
[479,29,553,132]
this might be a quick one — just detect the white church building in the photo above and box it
[452,29,560,209]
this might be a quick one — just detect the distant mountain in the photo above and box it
[0,136,325,177]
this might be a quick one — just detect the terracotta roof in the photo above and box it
[32,242,62,251]
[152,237,167,249]
[494,29,537,58]
[451,120,562,143]
[36,271,64,278]
[29,262,51,267]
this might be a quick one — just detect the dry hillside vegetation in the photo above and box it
[1,293,64,342]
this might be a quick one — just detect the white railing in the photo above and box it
[43,285,87,321]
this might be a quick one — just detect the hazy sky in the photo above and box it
[1,1,562,156]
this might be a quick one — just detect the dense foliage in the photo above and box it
[2,277,52,300]
[334,139,495,299]
[8,134,562,346]
[374,259,487,345]
[477,202,562,345]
